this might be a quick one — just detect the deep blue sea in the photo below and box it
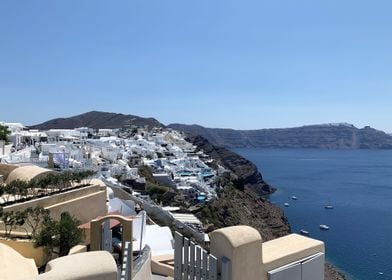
[233,148,392,280]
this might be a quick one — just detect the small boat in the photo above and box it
[300,229,310,236]
[284,203,289,207]
[320,224,330,230]
[291,196,298,200]
[325,205,334,209]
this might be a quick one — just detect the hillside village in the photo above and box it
[0,122,226,239]
[0,120,338,280]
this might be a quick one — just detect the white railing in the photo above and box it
[120,241,132,280]
[174,232,231,280]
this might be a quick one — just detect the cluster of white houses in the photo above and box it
[0,122,219,231]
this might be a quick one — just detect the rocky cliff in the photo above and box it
[187,135,275,196]
[185,135,289,240]
[195,185,291,241]
[170,123,392,149]
[187,134,345,280]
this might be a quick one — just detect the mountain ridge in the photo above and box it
[169,123,392,149]
[29,111,163,130]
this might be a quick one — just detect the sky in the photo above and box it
[0,0,391,132]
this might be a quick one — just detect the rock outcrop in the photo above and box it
[325,263,346,280]
[187,135,275,196]
[195,186,290,241]
[186,135,289,239]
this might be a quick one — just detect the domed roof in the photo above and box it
[0,164,19,181]
[5,165,54,184]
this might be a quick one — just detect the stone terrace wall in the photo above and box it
[1,184,107,233]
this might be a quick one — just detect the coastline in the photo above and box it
[325,263,347,280]
[188,135,346,279]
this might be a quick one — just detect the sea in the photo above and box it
[232,148,392,280]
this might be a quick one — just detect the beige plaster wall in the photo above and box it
[0,242,38,280]
[261,233,325,278]
[36,251,118,280]
[0,238,45,267]
[210,226,263,280]
[210,227,325,280]
[4,184,104,213]
[68,245,87,255]
[45,190,106,223]
[1,185,107,233]
[133,250,152,280]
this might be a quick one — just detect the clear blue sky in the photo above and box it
[1,0,391,132]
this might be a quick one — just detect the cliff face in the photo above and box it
[188,134,344,279]
[196,185,290,241]
[185,135,290,240]
[187,135,275,196]
[170,123,392,149]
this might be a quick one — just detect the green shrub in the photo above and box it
[34,212,84,257]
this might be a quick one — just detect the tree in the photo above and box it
[1,211,26,238]
[58,172,72,190]
[72,170,96,186]
[33,214,58,258]
[57,212,84,256]
[2,180,29,203]
[3,181,18,204]
[36,175,52,195]
[23,206,50,237]
[34,211,84,257]
[0,124,10,143]
[10,179,28,201]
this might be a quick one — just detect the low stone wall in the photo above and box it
[133,245,152,280]
[46,190,106,223]
[1,184,107,234]
[4,184,104,213]
[210,226,325,280]
[36,251,118,280]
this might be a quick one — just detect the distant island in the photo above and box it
[169,123,392,149]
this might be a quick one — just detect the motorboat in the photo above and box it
[320,224,330,230]
[291,196,297,200]
[284,202,289,207]
[300,229,310,236]
[325,205,334,209]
